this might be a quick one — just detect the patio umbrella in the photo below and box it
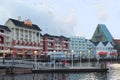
[99,52,108,55]
[110,52,117,56]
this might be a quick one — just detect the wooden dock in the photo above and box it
[0,60,109,74]
[32,67,108,73]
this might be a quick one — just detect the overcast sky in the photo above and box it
[0,0,120,39]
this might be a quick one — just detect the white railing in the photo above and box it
[34,62,70,70]
[0,60,34,69]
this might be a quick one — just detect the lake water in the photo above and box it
[0,72,108,80]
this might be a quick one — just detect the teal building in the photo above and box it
[91,24,115,45]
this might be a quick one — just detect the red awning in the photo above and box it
[110,52,117,56]
[99,52,108,55]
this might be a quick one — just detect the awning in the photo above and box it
[99,52,108,55]
[110,52,117,56]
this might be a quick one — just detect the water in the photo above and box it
[0,73,107,80]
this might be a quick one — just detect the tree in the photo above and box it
[114,44,120,58]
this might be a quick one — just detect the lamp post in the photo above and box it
[3,53,6,64]
[34,50,37,70]
[53,50,56,69]
[71,50,74,67]
[97,51,100,68]
[79,51,82,67]
[10,49,14,65]
[65,51,67,61]
[88,50,91,67]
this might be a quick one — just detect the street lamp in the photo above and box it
[3,53,6,64]
[53,50,56,69]
[10,49,14,65]
[71,50,74,67]
[34,50,37,70]
[88,50,91,67]
[97,51,100,67]
[65,51,67,61]
[79,51,82,67]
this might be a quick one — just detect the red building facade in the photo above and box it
[0,25,11,56]
[43,34,70,53]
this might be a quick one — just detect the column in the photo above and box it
[13,28,16,40]
[23,29,25,41]
[28,30,29,41]
[38,33,40,43]
[18,28,20,40]
[31,32,33,42]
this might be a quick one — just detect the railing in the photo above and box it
[0,60,34,69]
[34,62,70,70]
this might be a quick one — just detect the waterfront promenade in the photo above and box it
[0,58,115,74]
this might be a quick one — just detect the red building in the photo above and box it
[0,25,11,56]
[43,34,70,53]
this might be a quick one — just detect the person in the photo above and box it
[50,60,54,67]
[62,60,66,67]
[101,62,104,69]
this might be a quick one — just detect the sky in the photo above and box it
[0,0,120,39]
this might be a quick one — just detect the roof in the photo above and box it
[102,41,109,46]
[91,41,113,46]
[0,25,11,32]
[91,41,99,46]
[9,18,42,31]
[98,24,114,43]
[43,34,70,40]
[114,39,120,45]
[91,24,114,45]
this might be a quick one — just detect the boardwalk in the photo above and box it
[0,60,34,69]
[31,62,108,73]
[0,60,108,73]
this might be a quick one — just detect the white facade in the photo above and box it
[3,18,42,57]
[94,41,117,58]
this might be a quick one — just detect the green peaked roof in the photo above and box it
[91,24,114,45]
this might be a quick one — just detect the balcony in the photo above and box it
[0,32,6,36]
[0,44,4,46]
[62,41,69,43]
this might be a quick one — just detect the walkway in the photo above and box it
[0,60,34,69]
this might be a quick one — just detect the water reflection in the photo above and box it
[0,72,108,80]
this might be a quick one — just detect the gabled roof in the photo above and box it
[9,18,42,31]
[0,25,11,32]
[103,41,108,46]
[92,41,113,46]
[92,41,100,46]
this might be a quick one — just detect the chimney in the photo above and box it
[18,16,21,21]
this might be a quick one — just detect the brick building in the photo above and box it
[0,25,11,56]
[43,34,70,53]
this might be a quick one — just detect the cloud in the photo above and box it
[97,4,108,21]
[96,3,108,22]
[0,0,76,37]
[61,9,77,36]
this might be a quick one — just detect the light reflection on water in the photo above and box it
[0,72,107,80]
[108,64,120,80]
